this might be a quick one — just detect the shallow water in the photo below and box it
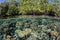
[0,16,60,40]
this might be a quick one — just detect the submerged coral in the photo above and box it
[0,17,60,40]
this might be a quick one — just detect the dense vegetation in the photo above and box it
[0,0,60,18]
[0,16,60,40]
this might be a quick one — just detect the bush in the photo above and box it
[7,5,19,16]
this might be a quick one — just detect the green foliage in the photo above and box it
[0,0,60,17]
[19,0,48,14]
[7,4,19,16]
[18,0,60,16]
[0,2,9,16]
[54,0,59,3]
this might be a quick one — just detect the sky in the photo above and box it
[0,0,8,3]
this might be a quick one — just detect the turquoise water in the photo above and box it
[0,16,60,40]
[0,17,60,25]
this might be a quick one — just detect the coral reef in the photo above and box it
[0,16,60,40]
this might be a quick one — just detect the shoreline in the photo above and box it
[0,15,60,20]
